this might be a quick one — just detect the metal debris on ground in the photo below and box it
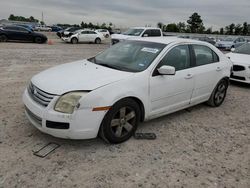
[134,133,157,140]
[33,143,60,158]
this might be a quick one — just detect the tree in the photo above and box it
[8,14,15,21]
[242,22,248,35]
[165,23,179,32]
[234,24,242,35]
[176,22,186,33]
[157,22,163,29]
[220,28,224,35]
[225,24,235,35]
[187,12,204,33]
[205,27,212,34]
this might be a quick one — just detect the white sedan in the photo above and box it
[23,37,232,143]
[95,29,110,38]
[62,29,104,44]
[227,43,250,83]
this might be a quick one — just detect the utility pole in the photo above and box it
[42,12,44,25]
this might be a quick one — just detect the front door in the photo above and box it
[149,45,195,118]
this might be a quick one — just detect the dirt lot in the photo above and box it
[0,36,249,188]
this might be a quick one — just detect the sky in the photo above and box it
[0,0,249,30]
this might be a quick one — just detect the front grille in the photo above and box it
[28,82,55,107]
[25,106,42,126]
[111,39,120,45]
[233,65,245,71]
[230,75,246,81]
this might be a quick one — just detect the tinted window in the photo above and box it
[4,26,19,31]
[158,45,191,71]
[234,43,250,55]
[89,31,96,34]
[193,45,218,66]
[151,30,161,36]
[81,31,88,34]
[17,27,28,32]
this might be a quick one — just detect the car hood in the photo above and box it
[111,34,136,40]
[227,52,250,65]
[31,60,134,95]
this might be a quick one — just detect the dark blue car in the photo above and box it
[0,25,47,43]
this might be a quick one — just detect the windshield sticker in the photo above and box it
[141,48,159,54]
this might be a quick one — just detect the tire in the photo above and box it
[0,35,8,42]
[207,79,229,107]
[95,38,101,44]
[71,38,78,44]
[105,34,109,38]
[99,98,141,144]
[34,37,42,44]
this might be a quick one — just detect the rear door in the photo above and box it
[149,44,195,117]
[88,31,98,42]
[16,27,33,41]
[190,44,222,104]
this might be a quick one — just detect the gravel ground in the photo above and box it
[0,36,249,188]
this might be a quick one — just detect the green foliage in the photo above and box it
[187,13,204,33]
[165,23,179,32]
[8,14,39,23]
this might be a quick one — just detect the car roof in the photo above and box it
[130,27,160,30]
[128,37,207,45]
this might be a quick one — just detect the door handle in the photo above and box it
[185,74,193,79]
[216,67,222,71]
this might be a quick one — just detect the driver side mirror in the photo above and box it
[143,33,149,37]
[158,65,176,75]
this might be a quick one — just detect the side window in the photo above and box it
[18,27,28,32]
[5,26,18,31]
[193,45,218,66]
[143,30,151,36]
[81,31,88,34]
[151,29,161,36]
[158,45,191,71]
[89,31,96,34]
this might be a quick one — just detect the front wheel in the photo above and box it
[207,79,228,107]
[99,98,140,144]
[95,38,101,44]
[34,37,42,44]
[71,38,78,44]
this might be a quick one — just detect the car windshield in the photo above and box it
[122,29,144,36]
[88,40,165,72]
[233,43,250,55]
[223,37,234,42]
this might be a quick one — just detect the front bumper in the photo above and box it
[230,64,250,84]
[61,37,71,42]
[23,89,106,139]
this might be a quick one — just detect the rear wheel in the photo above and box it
[95,38,101,44]
[207,79,228,107]
[71,37,78,44]
[99,98,140,144]
[34,37,42,44]
[0,35,8,42]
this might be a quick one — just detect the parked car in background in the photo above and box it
[34,25,52,32]
[23,37,232,143]
[215,37,247,50]
[110,28,121,35]
[56,27,80,38]
[192,36,216,45]
[227,43,250,83]
[95,29,110,38]
[0,25,47,43]
[111,27,163,45]
[62,29,104,44]
[49,25,63,32]
[14,24,34,31]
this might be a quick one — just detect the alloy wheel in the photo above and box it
[110,107,136,138]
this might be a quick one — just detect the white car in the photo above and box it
[23,37,232,143]
[215,37,247,50]
[111,27,163,45]
[62,29,104,44]
[95,29,110,38]
[227,43,250,83]
[34,25,52,32]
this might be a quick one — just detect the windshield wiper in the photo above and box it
[97,63,122,70]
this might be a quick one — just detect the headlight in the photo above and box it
[54,92,88,114]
